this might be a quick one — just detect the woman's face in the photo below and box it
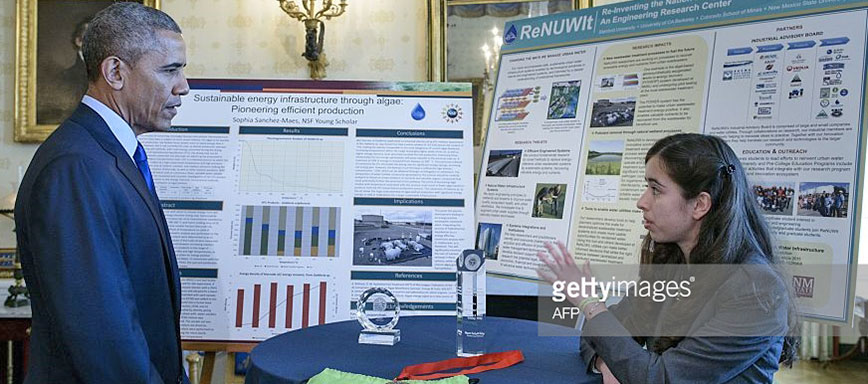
[636,155,702,251]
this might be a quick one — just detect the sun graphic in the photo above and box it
[441,104,464,123]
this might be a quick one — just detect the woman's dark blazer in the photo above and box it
[580,255,788,383]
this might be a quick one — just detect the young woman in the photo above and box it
[537,133,798,383]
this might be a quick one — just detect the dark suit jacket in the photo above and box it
[15,103,188,383]
[580,255,788,383]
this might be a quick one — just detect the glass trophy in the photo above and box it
[356,287,401,345]
[457,249,486,357]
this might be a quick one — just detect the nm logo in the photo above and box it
[793,275,814,298]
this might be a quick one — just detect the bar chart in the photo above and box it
[239,206,340,257]
[233,280,335,331]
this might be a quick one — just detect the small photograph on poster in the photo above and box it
[595,73,641,91]
[585,140,624,176]
[532,184,567,219]
[353,208,433,266]
[547,80,582,119]
[486,149,522,177]
[590,97,635,127]
[622,73,640,88]
[797,182,849,218]
[476,222,502,260]
[752,183,795,216]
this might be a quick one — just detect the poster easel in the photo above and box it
[182,342,256,384]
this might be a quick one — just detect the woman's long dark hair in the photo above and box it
[638,133,799,367]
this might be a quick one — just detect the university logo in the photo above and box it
[793,275,815,298]
[504,25,518,44]
[442,104,463,123]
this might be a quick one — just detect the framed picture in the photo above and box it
[14,0,160,142]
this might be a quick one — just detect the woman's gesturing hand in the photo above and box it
[536,241,593,307]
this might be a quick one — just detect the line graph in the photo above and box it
[240,140,345,194]
[582,176,619,203]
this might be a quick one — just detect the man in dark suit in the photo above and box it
[15,3,189,383]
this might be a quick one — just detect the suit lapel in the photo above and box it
[155,204,183,318]
[69,104,181,312]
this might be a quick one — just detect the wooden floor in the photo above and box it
[775,360,868,383]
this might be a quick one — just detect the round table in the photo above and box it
[244,316,599,384]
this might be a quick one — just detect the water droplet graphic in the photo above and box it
[411,103,426,120]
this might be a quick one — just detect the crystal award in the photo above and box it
[457,249,486,356]
[356,287,401,345]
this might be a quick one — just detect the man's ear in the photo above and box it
[100,56,125,91]
[692,191,712,221]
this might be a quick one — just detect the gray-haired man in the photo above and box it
[15,3,189,383]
